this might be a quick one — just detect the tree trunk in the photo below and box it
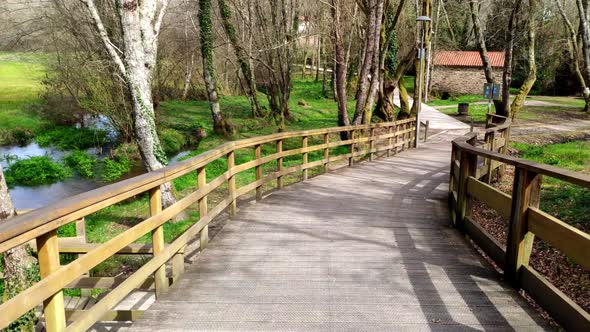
[331,0,351,139]
[556,0,590,111]
[398,76,412,118]
[119,0,179,211]
[353,0,384,125]
[511,0,537,118]
[199,0,229,135]
[576,0,590,112]
[82,0,182,214]
[182,53,195,101]
[218,0,264,117]
[469,0,507,116]
[1,167,37,330]
[353,0,379,124]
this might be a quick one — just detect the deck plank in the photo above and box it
[129,133,548,331]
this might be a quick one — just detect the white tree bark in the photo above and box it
[81,0,180,211]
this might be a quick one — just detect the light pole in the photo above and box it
[415,15,431,148]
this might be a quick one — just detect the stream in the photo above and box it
[1,115,191,211]
[1,143,191,211]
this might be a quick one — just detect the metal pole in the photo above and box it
[415,25,426,148]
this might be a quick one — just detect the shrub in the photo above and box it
[158,128,187,156]
[99,157,131,182]
[64,151,97,178]
[36,127,108,150]
[5,156,71,186]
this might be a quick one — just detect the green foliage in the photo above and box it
[64,151,98,178]
[1,259,40,332]
[99,157,131,183]
[5,156,71,186]
[158,128,188,156]
[36,127,108,150]
[385,30,398,78]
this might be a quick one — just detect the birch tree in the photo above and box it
[80,0,178,208]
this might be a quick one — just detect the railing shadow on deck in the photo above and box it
[450,114,590,330]
[221,151,536,329]
[0,118,421,331]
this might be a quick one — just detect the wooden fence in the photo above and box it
[449,115,590,331]
[0,118,417,331]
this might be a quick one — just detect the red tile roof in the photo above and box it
[433,51,505,68]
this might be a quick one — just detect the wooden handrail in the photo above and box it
[449,116,590,330]
[0,118,417,331]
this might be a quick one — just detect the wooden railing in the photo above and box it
[449,116,590,331]
[0,118,417,331]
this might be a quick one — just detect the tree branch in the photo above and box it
[79,0,127,76]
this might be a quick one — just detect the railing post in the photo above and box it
[485,131,496,183]
[506,167,541,285]
[349,131,354,166]
[394,124,399,154]
[255,144,262,200]
[172,246,185,284]
[323,133,329,173]
[424,120,430,142]
[149,186,168,298]
[227,152,236,217]
[499,128,511,178]
[387,125,393,157]
[277,139,283,188]
[197,166,209,248]
[369,127,376,161]
[37,230,66,332]
[455,148,477,229]
[302,136,308,180]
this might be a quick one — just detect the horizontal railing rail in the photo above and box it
[0,118,417,331]
[449,115,590,331]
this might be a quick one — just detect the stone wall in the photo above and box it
[430,66,502,96]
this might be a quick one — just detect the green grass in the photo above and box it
[427,94,486,107]
[526,95,587,109]
[0,53,48,145]
[513,141,590,227]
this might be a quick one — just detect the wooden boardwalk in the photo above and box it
[129,134,547,331]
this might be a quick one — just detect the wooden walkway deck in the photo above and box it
[129,133,547,331]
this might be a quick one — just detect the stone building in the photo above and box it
[430,51,505,96]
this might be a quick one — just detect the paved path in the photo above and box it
[393,91,471,131]
[129,132,547,331]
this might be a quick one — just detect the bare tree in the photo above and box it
[330,0,351,138]
[80,0,178,209]
[511,0,538,118]
[217,0,264,117]
[556,0,589,112]
[252,0,299,130]
[469,0,511,117]
[353,0,385,124]
[199,0,230,135]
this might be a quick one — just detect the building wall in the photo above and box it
[430,66,502,96]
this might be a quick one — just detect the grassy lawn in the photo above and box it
[512,141,590,228]
[426,94,486,107]
[0,53,48,145]
[439,102,590,125]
